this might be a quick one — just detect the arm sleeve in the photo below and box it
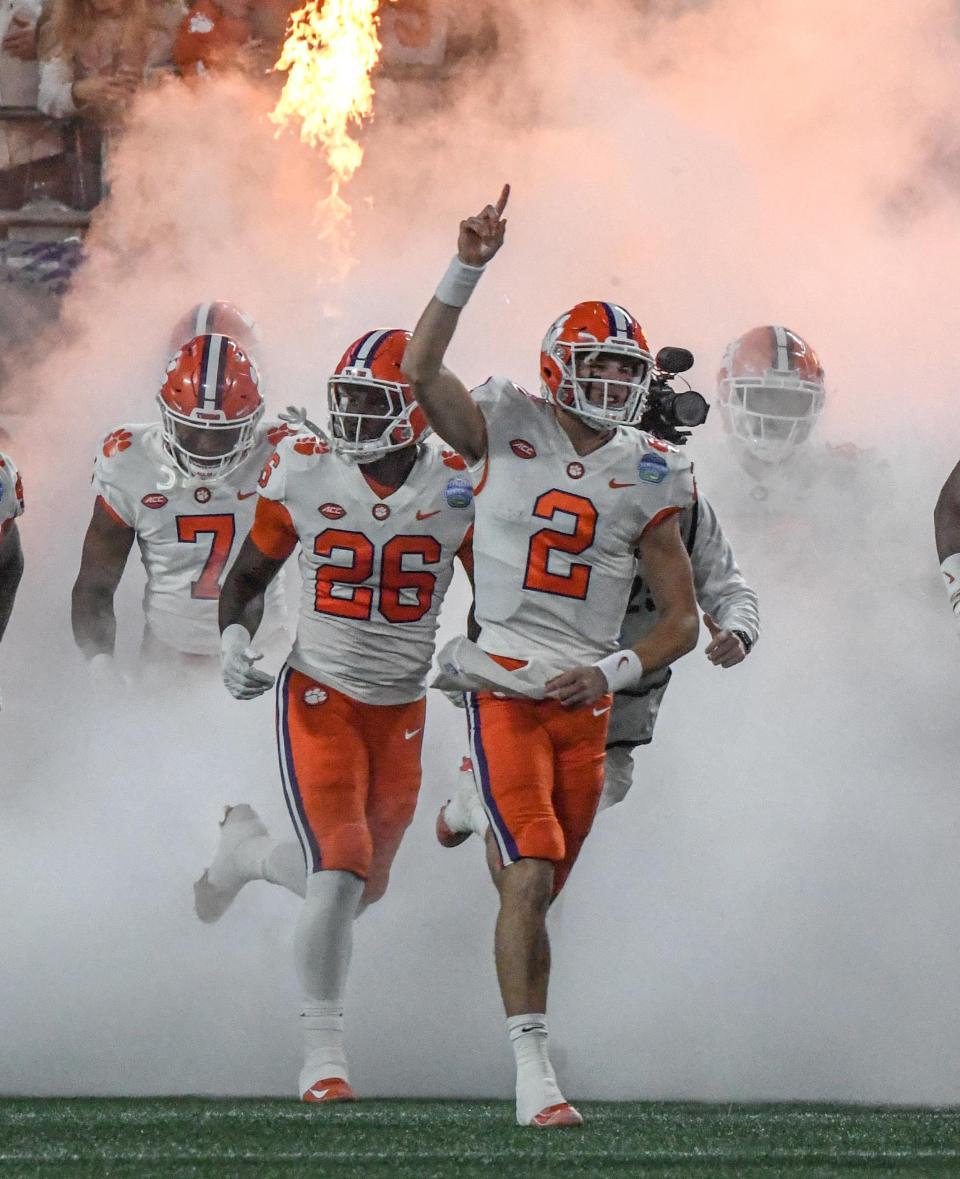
[249,497,298,562]
[90,440,139,529]
[637,450,696,540]
[690,495,760,645]
[37,55,77,117]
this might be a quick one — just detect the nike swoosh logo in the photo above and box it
[404,728,422,740]
[593,705,611,716]
[609,479,636,489]
[237,490,257,500]
[416,510,440,520]
[308,1088,329,1100]
[520,1024,545,1034]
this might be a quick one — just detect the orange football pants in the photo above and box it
[276,665,425,903]
[465,690,611,896]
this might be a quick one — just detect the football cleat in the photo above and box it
[301,1077,356,1103]
[529,1102,584,1128]
[436,802,471,848]
[193,804,267,924]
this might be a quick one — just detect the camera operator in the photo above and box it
[601,347,760,809]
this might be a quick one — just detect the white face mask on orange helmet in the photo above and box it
[716,325,825,465]
[540,301,654,430]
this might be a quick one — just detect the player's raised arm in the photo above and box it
[71,498,135,660]
[401,185,509,466]
[935,460,960,632]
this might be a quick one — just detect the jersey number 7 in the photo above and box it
[176,514,236,600]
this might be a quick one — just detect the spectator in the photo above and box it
[173,0,256,77]
[0,0,70,207]
[38,0,179,122]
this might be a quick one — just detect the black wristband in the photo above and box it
[732,629,753,654]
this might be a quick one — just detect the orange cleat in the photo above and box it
[530,1102,583,1128]
[436,802,471,848]
[301,1077,356,1103]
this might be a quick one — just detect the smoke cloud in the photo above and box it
[1,0,959,1101]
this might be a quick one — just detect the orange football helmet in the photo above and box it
[158,334,264,481]
[327,329,429,461]
[169,301,259,356]
[717,326,825,464]
[540,301,654,428]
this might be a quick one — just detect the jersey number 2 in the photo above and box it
[523,490,597,600]
[176,514,236,600]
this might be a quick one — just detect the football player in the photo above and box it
[71,334,288,675]
[400,186,700,1127]
[934,463,960,633]
[206,327,475,1103]
[0,450,25,710]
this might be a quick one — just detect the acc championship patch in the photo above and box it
[444,476,473,509]
[638,453,668,484]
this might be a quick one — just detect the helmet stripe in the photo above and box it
[193,302,213,336]
[353,328,394,370]
[600,301,620,340]
[771,325,792,372]
[199,333,228,411]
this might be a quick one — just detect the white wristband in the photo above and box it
[940,553,960,619]
[221,623,252,655]
[435,255,486,308]
[593,648,644,693]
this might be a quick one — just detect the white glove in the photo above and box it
[221,624,275,700]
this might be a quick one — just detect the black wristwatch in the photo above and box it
[732,630,754,654]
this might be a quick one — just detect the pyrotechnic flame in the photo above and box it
[271,0,389,271]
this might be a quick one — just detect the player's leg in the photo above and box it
[194,806,306,923]
[360,696,426,909]
[437,753,489,846]
[277,666,373,1101]
[548,699,609,897]
[468,692,581,1127]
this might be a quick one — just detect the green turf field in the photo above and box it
[1,1099,958,1177]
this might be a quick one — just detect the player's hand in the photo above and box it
[221,624,275,700]
[545,665,609,708]
[704,613,747,668]
[458,184,509,267]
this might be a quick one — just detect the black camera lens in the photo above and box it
[672,391,710,427]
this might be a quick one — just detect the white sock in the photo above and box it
[263,840,307,898]
[444,760,489,837]
[295,870,363,1086]
[212,834,273,889]
[507,1013,565,1125]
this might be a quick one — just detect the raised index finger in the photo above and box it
[495,184,510,217]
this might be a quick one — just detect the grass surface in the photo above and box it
[1,1099,958,1177]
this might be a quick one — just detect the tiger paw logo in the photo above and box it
[13,473,23,510]
[304,687,327,706]
[441,449,467,472]
[293,436,330,457]
[267,423,296,446]
[102,429,132,458]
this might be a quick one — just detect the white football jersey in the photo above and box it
[468,378,695,669]
[256,434,474,705]
[91,420,290,655]
[0,451,24,531]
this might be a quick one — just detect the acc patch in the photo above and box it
[510,438,537,459]
[141,493,168,509]
[319,502,346,520]
[638,453,668,484]
[444,476,473,509]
